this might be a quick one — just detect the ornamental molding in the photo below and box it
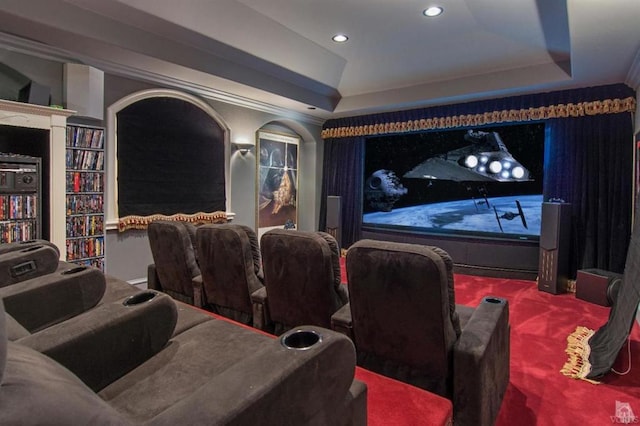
[118,211,228,232]
[322,97,637,139]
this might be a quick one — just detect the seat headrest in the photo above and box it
[347,239,460,336]
[262,229,342,289]
[148,220,200,279]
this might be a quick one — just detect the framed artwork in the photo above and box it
[256,131,299,235]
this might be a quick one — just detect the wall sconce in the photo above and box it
[233,142,254,155]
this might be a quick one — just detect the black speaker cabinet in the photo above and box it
[326,195,341,247]
[18,81,51,106]
[538,202,571,294]
[575,269,622,306]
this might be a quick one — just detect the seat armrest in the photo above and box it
[0,245,60,287]
[453,296,510,426]
[250,286,272,332]
[192,274,203,308]
[331,302,353,340]
[18,291,177,392]
[147,263,162,291]
[0,265,106,332]
[148,326,363,426]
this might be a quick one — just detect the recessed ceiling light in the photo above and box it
[423,6,443,17]
[332,34,349,43]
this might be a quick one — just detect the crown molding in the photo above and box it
[0,32,326,126]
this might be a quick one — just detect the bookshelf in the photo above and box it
[65,124,105,270]
[0,154,41,243]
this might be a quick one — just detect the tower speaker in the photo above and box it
[326,195,341,247]
[538,202,571,294]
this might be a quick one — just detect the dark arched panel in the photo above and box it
[117,97,225,217]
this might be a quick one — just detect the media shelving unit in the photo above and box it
[65,124,105,270]
[0,153,42,243]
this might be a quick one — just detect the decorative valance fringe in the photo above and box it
[322,96,636,139]
[118,211,228,232]
[560,326,600,384]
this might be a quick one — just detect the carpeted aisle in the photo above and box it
[453,273,640,426]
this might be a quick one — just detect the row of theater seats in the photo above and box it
[0,239,367,425]
[147,221,347,335]
[148,222,511,426]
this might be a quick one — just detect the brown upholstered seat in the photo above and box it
[333,239,510,426]
[1,265,107,340]
[196,224,266,327]
[256,229,348,335]
[147,220,202,306]
[1,256,203,342]
[0,286,367,425]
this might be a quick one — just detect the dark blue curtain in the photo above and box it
[320,83,636,274]
[319,136,364,247]
[545,113,633,273]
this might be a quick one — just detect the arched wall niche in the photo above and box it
[105,89,231,229]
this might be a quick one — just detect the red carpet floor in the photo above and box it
[354,367,453,426]
[206,264,640,425]
[338,258,640,425]
[455,273,640,426]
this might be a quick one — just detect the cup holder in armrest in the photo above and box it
[482,296,506,305]
[281,329,322,350]
[61,266,89,275]
[123,291,158,306]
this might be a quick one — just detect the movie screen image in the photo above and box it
[363,122,546,241]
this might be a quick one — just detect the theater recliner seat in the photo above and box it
[1,260,208,342]
[1,264,107,340]
[257,229,349,335]
[147,220,203,306]
[196,224,267,327]
[333,239,509,426]
[0,286,368,425]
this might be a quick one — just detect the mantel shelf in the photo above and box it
[0,99,74,120]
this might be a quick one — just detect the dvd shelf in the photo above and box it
[65,124,105,270]
[0,154,41,244]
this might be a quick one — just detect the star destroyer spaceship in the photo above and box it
[403,130,531,183]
